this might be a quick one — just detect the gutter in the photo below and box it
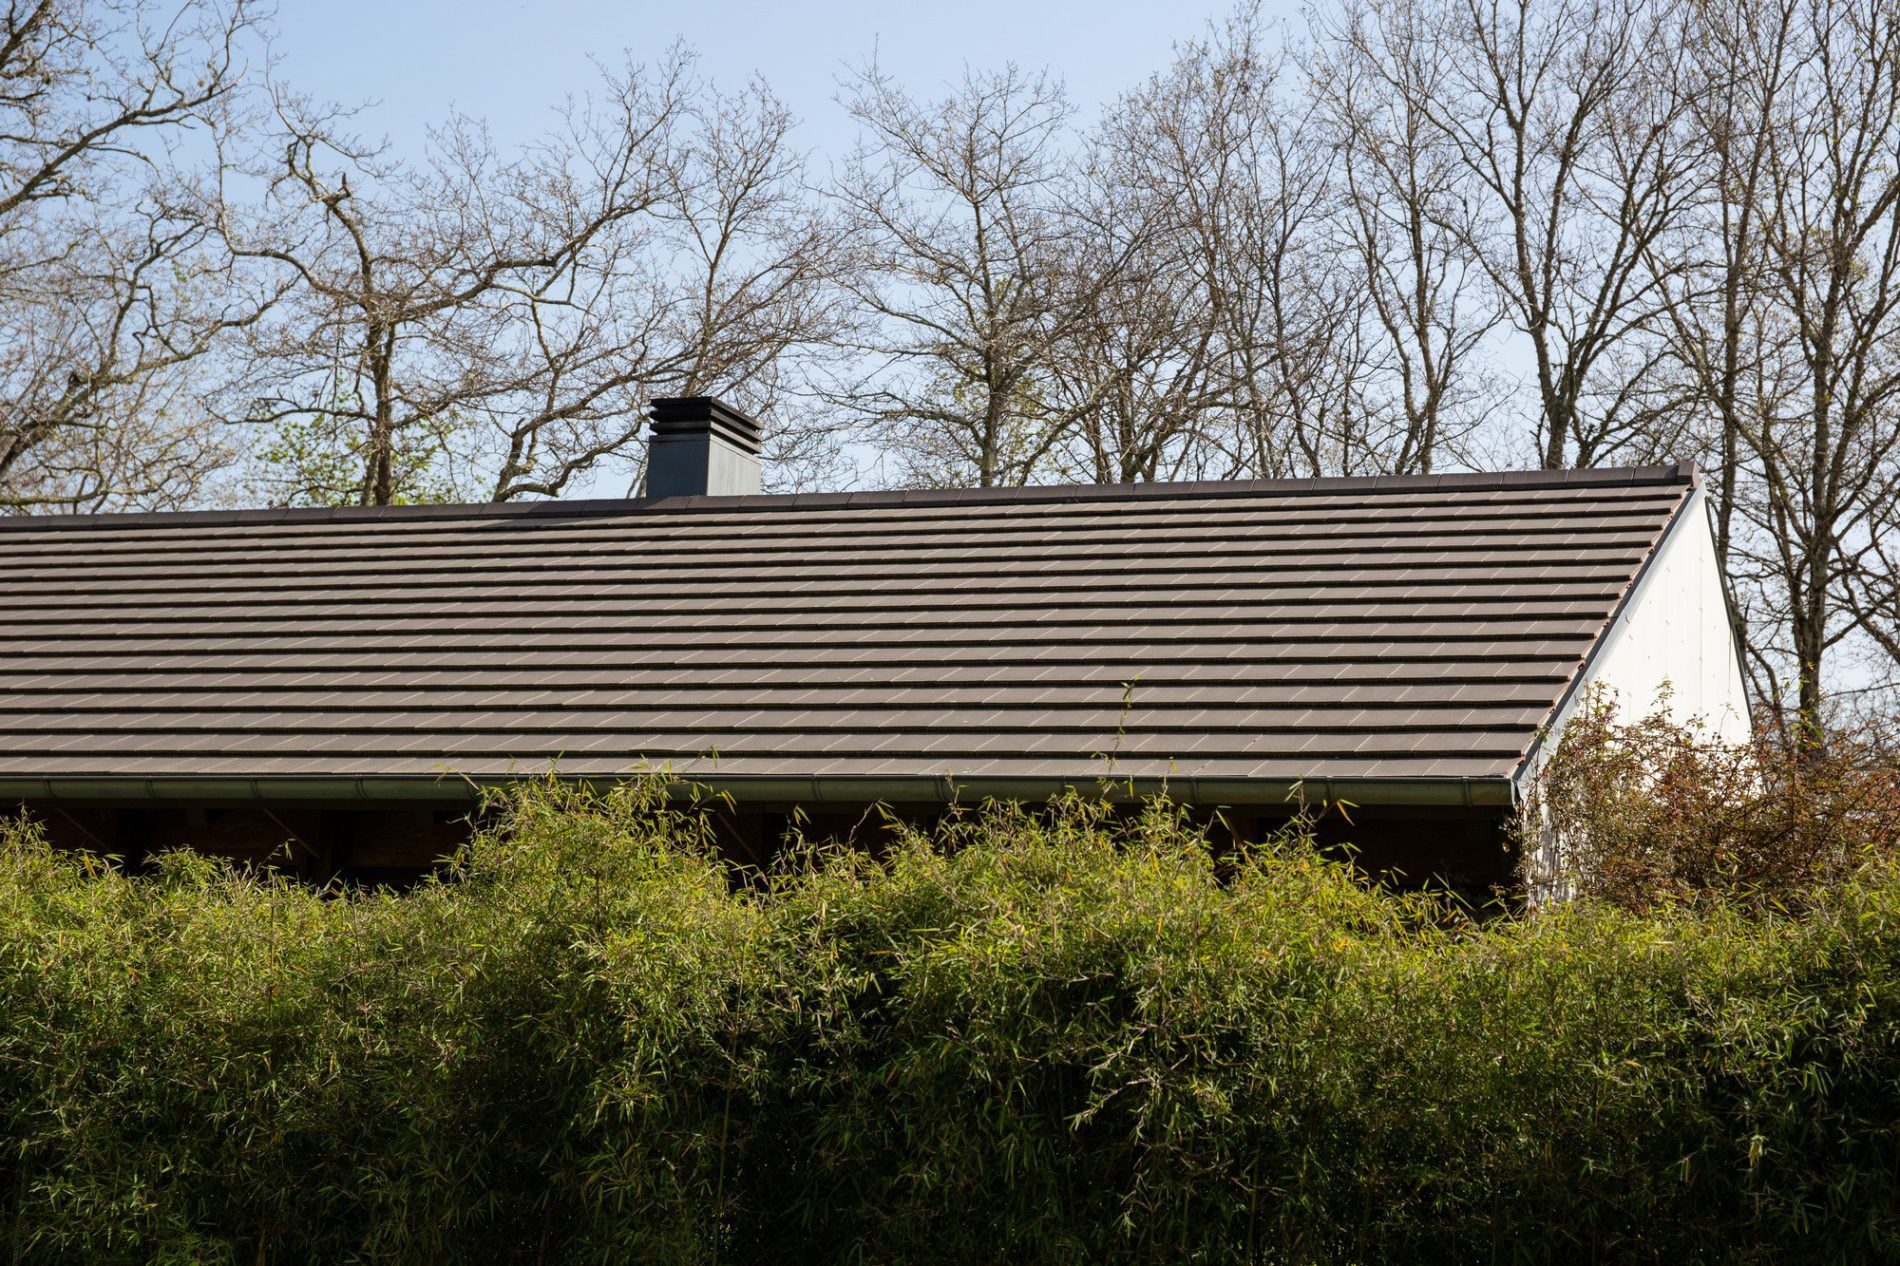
[0,772,1517,810]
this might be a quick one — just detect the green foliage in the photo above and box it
[3,782,1898,1263]
[254,406,460,507]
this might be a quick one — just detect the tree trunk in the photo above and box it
[364,324,396,507]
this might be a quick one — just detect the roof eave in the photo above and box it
[0,773,1518,810]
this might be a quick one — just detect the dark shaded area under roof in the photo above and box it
[0,465,1695,807]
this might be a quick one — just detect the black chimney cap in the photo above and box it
[648,396,764,457]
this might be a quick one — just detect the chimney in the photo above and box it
[645,397,764,497]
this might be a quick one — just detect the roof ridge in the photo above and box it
[0,462,1697,533]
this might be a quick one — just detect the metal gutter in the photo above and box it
[0,772,1517,809]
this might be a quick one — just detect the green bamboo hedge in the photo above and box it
[2,781,1896,1263]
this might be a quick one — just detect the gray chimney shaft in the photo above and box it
[645,397,763,497]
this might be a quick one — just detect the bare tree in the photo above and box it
[1417,0,1704,469]
[1642,0,1900,730]
[829,63,1104,488]
[1214,82,1376,481]
[1649,0,1796,579]
[1043,69,1222,483]
[222,51,844,507]
[1308,0,1505,474]
[0,0,267,512]
[1043,205,1218,484]
[1727,0,1900,732]
[1637,0,1798,720]
[1843,521,1900,706]
[2,0,1894,737]
[0,204,275,511]
[1074,10,1378,483]
[484,74,849,500]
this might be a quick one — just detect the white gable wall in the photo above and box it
[1516,482,1752,898]
[1566,482,1751,743]
[1522,483,1751,792]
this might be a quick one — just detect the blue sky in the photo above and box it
[271,0,1240,160]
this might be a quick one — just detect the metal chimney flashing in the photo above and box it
[646,396,764,497]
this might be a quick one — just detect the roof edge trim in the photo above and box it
[1,773,1518,809]
[0,462,1700,532]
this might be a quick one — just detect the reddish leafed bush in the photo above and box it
[1521,692,1900,910]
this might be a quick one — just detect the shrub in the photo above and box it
[1,779,1898,1262]
[1522,694,1900,910]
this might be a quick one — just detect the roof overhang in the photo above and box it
[0,773,1518,810]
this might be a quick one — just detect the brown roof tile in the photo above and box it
[0,465,1695,799]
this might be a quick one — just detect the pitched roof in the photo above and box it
[0,464,1698,806]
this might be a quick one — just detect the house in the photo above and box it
[0,398,1749,891]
